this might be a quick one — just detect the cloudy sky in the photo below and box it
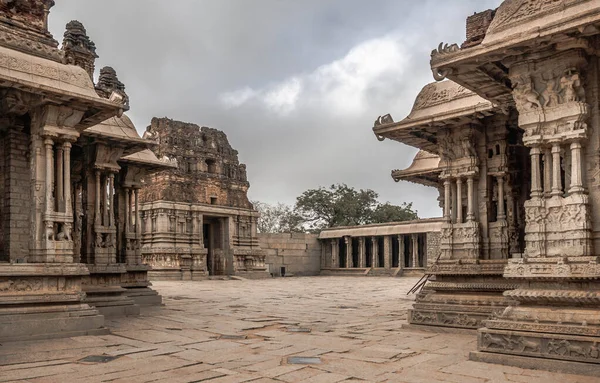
[49,0,501,218]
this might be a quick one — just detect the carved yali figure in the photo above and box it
[513,77,541,111]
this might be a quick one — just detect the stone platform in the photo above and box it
[0,277,596,382]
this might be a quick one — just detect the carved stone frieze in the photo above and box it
[523,194,592,259]
[478,329,600,364]
[504,257,600,279]
[412,82,470,111]
[428,259,507,275]
[410,309,486,329]
[440,221,481,260]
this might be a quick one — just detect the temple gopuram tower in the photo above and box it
[139,118,266,279]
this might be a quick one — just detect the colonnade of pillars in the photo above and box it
[124,187,142,265]
[530,141,584,199]
[44,138,73,216]
[443,175,477,223]
[37,137,75,262]
[329,234,426,269]
[123,187,141,237]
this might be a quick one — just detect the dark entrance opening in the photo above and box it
[338,238,346,268]
[418,233,427,267]
[365,237,373,268]
[403,235,411,267]
[204,217,224,275]
[203,223,212,275]
[391,236,399,268]
[377,236,385,267]
[351,237,359,268]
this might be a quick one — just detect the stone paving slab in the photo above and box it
[0,277,597,382]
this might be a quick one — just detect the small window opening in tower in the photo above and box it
[206,159,217,173]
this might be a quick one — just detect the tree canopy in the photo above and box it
[252,201,303,234]
[253,184,418,233]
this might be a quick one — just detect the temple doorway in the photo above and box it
[203,217,224,275]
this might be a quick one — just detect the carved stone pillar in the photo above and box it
[398,235,405,268]
[63,142,72,216]
[467,175,475,221]
[543,147,552,196]
[451,181,457,223]
[44,138,54,215]
[134,189,140,236]
[497,175,505,220]
[56,144,64,211]
[372,237,378,267]
[94,170,101,226]
[109,174,115,227]
[443,179,451,222]
[411,234,419,268]
[124,188,130,234]
[569,140,584,194]
[530,146,543,198]
[358,237,366,268]
[383,235,391,269]
[456,177,463,223]
[331,239,338,268]
[345,236,352,268]
[551,143,562,196]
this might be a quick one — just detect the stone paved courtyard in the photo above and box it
[0,277,596,383]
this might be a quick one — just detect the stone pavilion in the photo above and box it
[139,117,267,280]
[0,1,172,341]
[374,0,600,373]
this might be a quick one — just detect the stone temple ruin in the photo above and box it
[139,117,266,280]
[2,0,600,377]
[374,0,600,373]
[0,0,175,340]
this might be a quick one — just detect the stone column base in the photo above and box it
[470,348,600,377]
[408,261,516,330]
[83,264,140,317]
[235,269,271,279]
[0,263,107,342]
[123,287,162,306]
[477,319,600,365]
[121,265,162,306]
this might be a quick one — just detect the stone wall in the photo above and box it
[462,9,495,48]
[258,233,321,277]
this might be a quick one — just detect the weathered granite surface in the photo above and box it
[0,277,598,381]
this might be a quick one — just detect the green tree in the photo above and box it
[252,201,304,233]
[294,184,416,232]
[371,202,418,223]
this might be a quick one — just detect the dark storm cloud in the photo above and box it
[49,0,501,218]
